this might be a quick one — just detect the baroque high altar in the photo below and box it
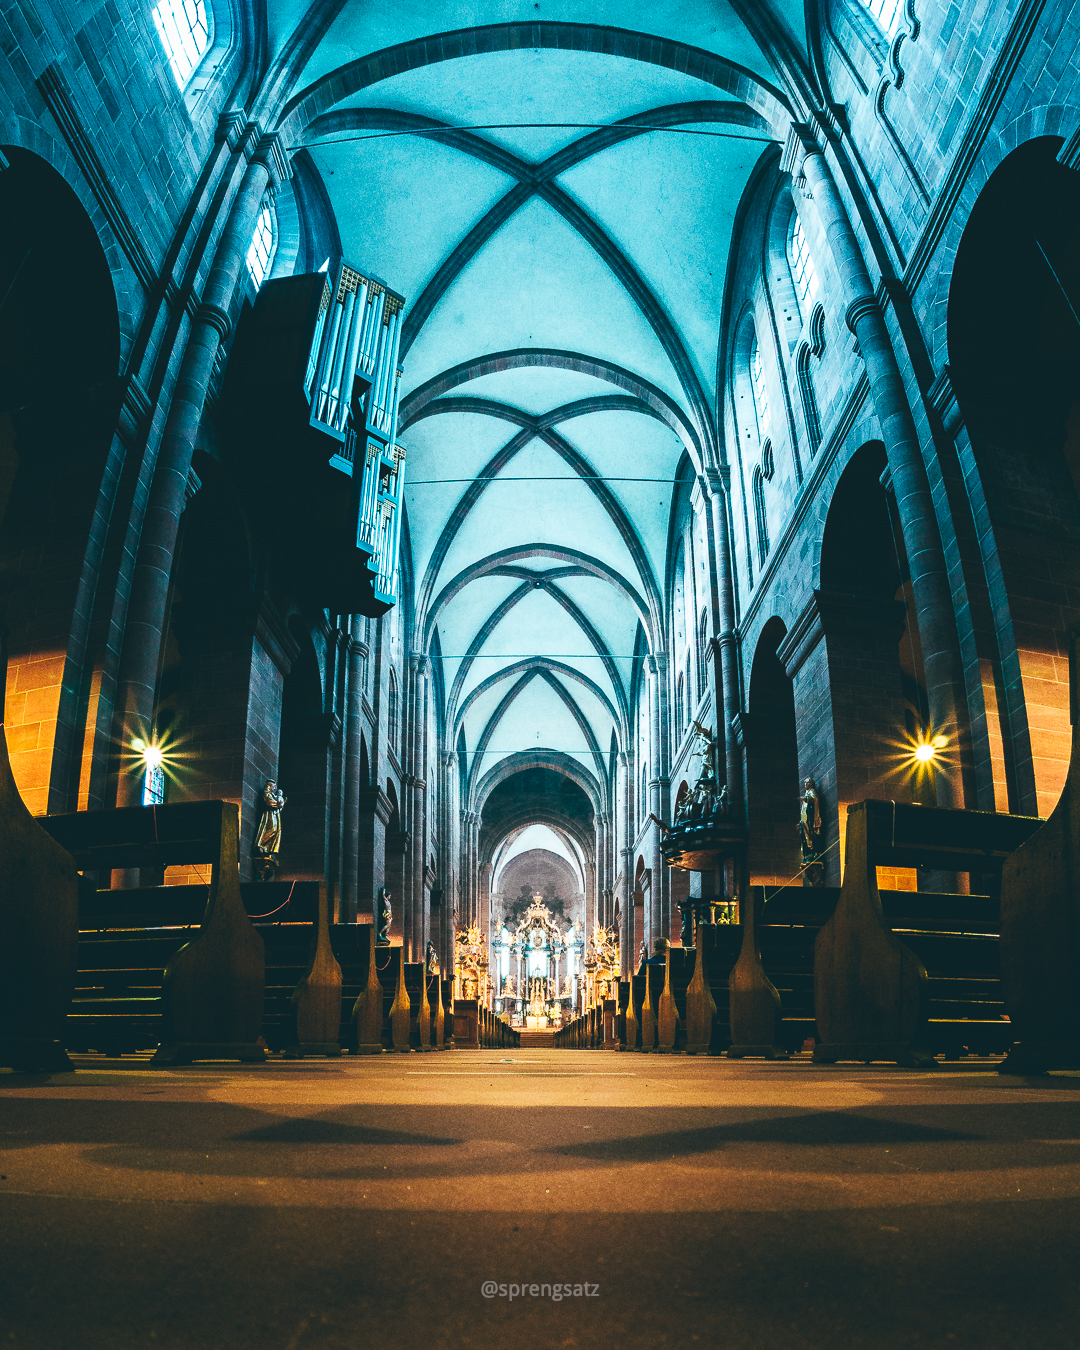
[491,897,585,1029]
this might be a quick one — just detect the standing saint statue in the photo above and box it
[376,887,393,945]
[799,777,824,886]
[253,780,286,881]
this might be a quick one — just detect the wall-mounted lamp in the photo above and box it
[912,734,948,765]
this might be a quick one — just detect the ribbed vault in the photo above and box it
[266,3,793,844]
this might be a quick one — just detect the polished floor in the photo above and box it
[2,1049,1079,1349]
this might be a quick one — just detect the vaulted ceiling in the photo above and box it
[273,1,797,812]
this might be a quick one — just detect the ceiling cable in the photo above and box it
[296,124,781,151]
[435,654,644,658]
[407,476,675,484]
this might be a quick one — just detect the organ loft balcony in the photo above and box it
[223,259,407,617]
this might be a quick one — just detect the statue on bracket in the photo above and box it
[425,939,439,973]
[376,887,393,945]
[799,777,825,887]
[672,722,728,824]
[253,780,286,881]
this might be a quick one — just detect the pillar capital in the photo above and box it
[215,110,248,150]
[779,121,823,178]
[703,466,730,498]
[845,295,881,336]
[252,131,291,189]
[194,302,231,343]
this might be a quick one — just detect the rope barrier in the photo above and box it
[762,837,843,905]
[247,880,297,921]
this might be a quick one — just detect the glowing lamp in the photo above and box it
[914,743,936,763]
[142,744,164,769]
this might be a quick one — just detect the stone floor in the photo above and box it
[2,1049,1079,1349]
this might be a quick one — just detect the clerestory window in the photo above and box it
[861,0,903,34]
[246,205,275,289]
[750,338,770,436]
[788,214,819,310]
[152,0,210,88]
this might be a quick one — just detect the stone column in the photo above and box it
[356,783,391,921]
[114,131,291,804]
[339,617,365,919]
[461,809,481,928]
[793,127,967,805]
[412,656,430,961]
[646,653,669,950]
[437,749,457,969]
[705,471,743,811]
[618,749,632,978]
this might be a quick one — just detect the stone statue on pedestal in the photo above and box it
[376,887,392,944]
[253,781,286,881]
[799,777,825,887]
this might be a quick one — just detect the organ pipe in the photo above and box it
[303,259,407,609]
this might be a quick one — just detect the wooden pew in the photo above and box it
[40,801,266,1065]
[681,924,743,1054]
[281,882,341,1057]
[814,799,1040,1066]
[755,885,838,1052]
[728,885,788,1060]
[0,718,79,1072]
[67,879,323,1056]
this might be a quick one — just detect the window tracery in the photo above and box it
[246,204,275,289]
[753,467,769,567]
[788,214,819,311]
[389,669,400,750]
[750,337,770,436]
[797,345,822,456]
[151,0,210,88]
[862,0,903,34]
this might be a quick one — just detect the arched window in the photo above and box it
[697,610,709,698]
[749,337,770,436]
[788,213,819,311]
[152,0,210,88]
[641,766,648,818]
[753,467,770,568]
[797,345,822,455]
[861,0,902,33]
[246,204,275,289]
[388,669,399,749]
[675,672,684,734]
[685,653,692,724]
